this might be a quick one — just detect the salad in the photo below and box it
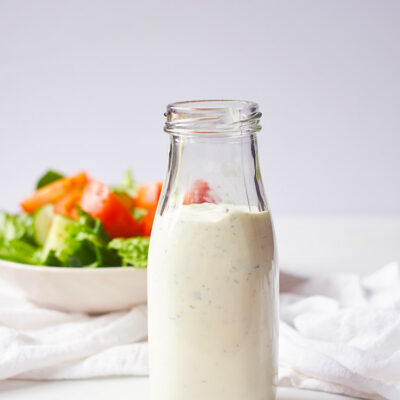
[0,170,162,268]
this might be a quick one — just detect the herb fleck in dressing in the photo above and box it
[148,203,277,400]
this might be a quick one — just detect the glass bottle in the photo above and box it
[148,100,278,400]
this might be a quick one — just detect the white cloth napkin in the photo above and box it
[0,285,148,380]
[279,262,400,400]
[0,264,399,400]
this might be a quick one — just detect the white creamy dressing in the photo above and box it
[148,203,278,400]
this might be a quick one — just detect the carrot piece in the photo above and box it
[20,172,88,214]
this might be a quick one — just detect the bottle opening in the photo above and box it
[164,100,262,136]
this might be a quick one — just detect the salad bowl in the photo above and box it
[0,169,161,313]
[0,259,147,313]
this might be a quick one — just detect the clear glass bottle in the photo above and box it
[148,100,278,400]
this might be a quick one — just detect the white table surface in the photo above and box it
[1,215,399,400]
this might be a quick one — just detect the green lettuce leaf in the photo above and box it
[42,249,63,267]
[132,207,147,222]
[0,238,41,265]
[57,209,121,267]
[0,211,37,246]
[36,170,65,189]
[108,237,149,268]
[112,169,138,198]
[121,169,137,195]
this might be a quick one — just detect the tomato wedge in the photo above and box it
[133,181,162,236]
[114,192,136,211]
[138,208,156,237]
[183,180,217,205]
[53,186,85,219]
[80,179,141,238]
[21,172,88,214]
[133,181,162,209]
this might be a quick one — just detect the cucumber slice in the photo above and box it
[33,205,54,245]
[41,214,73,263]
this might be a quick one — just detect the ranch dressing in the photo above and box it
[148,203,277,400]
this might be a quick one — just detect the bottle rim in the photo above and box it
[164,100,262,136]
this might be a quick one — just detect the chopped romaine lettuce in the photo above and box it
[0,211,41,264]
[0,207,150,268]
[112,168,138,198]
[0,211,36,245]
[42,249,63,267]
[132,207,147,222]
[0,237,41,265]
[50,209,121,267]
[108,237,150,268]
[121,169,137,195]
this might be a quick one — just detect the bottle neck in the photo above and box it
[164,100,262,136]
[159,133,267,215]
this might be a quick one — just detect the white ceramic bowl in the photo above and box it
[0,259,147,313]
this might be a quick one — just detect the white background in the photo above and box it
[0,0,399,215]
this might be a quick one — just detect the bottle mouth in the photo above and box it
[164,100,262,136]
